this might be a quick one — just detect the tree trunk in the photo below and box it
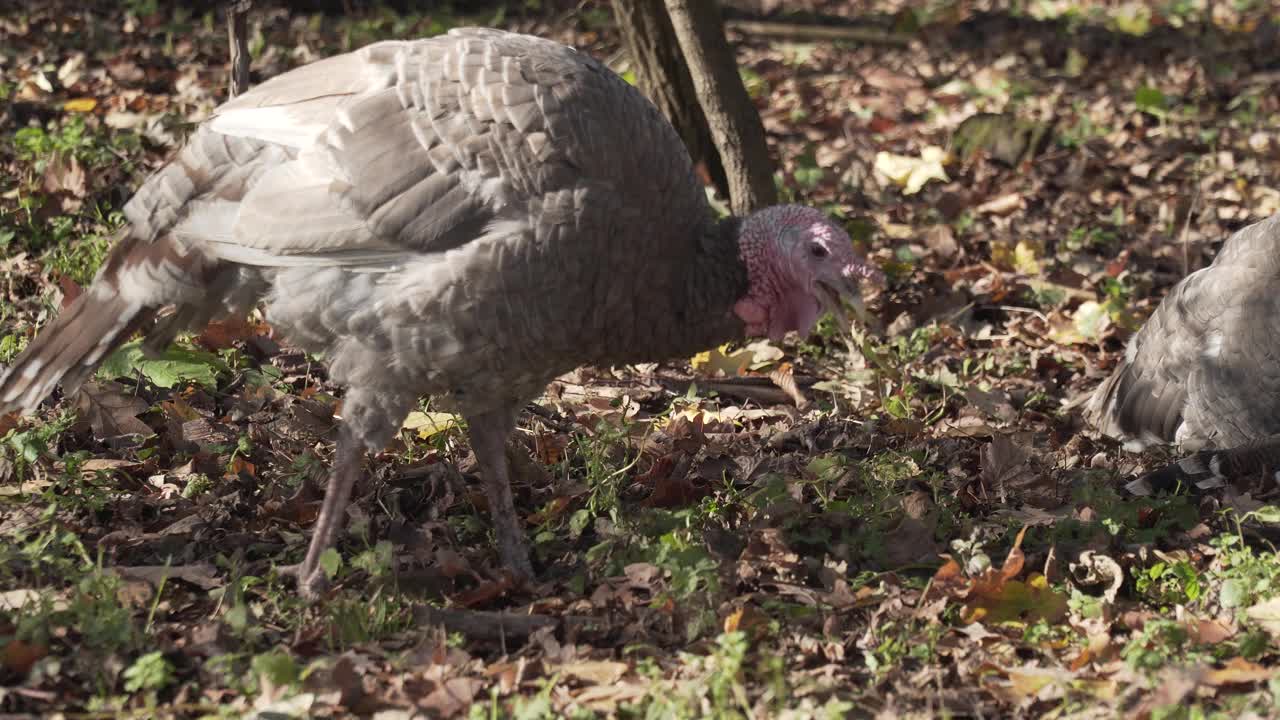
[610,0,730,202]
[663,0,777,215]
[226,0,252,98]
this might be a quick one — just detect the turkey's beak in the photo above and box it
[817,261,882,331]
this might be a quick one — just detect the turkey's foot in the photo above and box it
[467,408,535,581]
[293,423,364,600]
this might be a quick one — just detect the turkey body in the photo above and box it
[0,28,879,595]
[1087,212,1280,452]
[153,28,742,428]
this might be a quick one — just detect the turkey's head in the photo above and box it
[734,205,882,341]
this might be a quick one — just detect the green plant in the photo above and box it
[123,651,174,693]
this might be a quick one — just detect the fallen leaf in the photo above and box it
[63,97,97,112]
[976,193,1024,216]
[559,660,629,685]
[980,435,1038,501]
[1068,551,1124,603]
[99,341,227,389]
[1189,619,1235,645]
[41,152,86,211]
[1245,596,1280,639]
[723,605,769,637]
[2,639,48,675]
[1005,665,1071,701]
[1012,241,1041,275]
[690,341,779,377]
[80,458,142,474]
[924,224,958,259]
[574,683,648,711]
[196,317,270,350]
[1204,656,1275,686]
[874,146,949,195]
[1048,301,1112,345]
[0,589,44,611]
[74,381,154,439]
[402,411,460,439]
[114,563,222,590]
[450,575,514,608]
[418,677,484,718]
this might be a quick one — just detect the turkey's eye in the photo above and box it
[809,243,830,259]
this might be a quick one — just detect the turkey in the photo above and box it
[1086,212,1280,493]
[0,28,880,597]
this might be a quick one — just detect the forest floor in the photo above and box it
[3,0,1280,717]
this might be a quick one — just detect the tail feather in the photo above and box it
[1086,359,1185,451]
[0,287,154,416]
[0,228,220,417]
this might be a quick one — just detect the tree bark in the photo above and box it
[610,0,729,202]
[663,0,777,215]
[226,0,252,98]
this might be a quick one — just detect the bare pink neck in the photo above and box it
[732,222,785,337]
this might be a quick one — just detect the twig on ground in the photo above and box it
[725,19,911,46]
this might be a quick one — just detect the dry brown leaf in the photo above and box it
[80,458,141,474]
[574,683,648,711]
[1204,656,1275,686]
[40,152,86,205]
[976,193,1024,215]
[417,677,484,718]
[723,605,769,637]
[980,435,1037,501]
[559,660,629,685]
[2,639,48,676]
[114,562,221,590]
[74,381,153,439]
[1068,551,1124,603]
[924,224,959,259]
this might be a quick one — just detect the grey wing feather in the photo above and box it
[192,30,656,269]
[1087,213,1280,451]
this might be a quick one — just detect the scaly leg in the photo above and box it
[297,423,365,599]
[464,407,534,579]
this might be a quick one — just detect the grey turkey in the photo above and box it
[0,28,880,597]
[1086,212,1280,494]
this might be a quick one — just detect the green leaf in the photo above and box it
[352,540,394,577]
[1221,578,1247,608]
[1243,505,1280,524]
[251,650,299,688]
[1135,86,1167,117]
[319,548,342,579]
[98,340,228,389]
[122,651,174,693]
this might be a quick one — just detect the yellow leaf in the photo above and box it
[989,240,1015,271]
[690,344,752,377]
[402,411,459,439]
[1013,241,1041,275]
[874,146,949,195]
[63,98,97,113]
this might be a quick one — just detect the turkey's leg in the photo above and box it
[465,408,534,579]
[297,423,365,598]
